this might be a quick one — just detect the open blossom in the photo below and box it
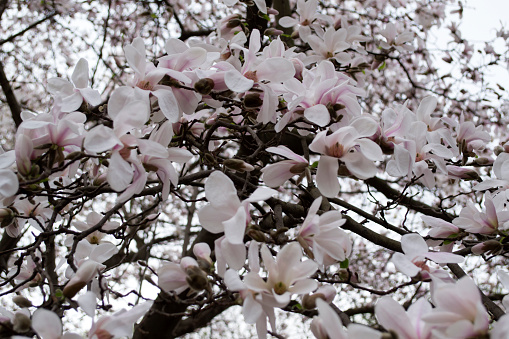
[261,146,309,187]
[297,196,351,267]
[158,256,201,294]
[198,171,276,269]
[422,276,489,338]
[243,242,318,307]
[391,233,463,278]
[452,193,509,235]
[375,297,432,339]
[47,58,102,112]
[309,116,383,197]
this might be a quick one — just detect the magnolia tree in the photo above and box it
[1,0,509,338]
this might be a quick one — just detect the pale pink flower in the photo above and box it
[158,257,200,294]
[309,117,383,197]
[198,171,276,269]
[422,276,489,338]
[375,296,432,339]
[47,58,102,112]
[261,146,309,187]
[297,197,350,267]
[391,234,463,278]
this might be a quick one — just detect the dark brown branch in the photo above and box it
[0,59,22,127]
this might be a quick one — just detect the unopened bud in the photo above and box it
[223,159,254,172]
[472,240,502,255]
[247,228,268,242]
[12,295,32,308]
[494,146,505,156]
[302,293,326,309]
[0,208,15,228]
[264,28,283,36]
[243,93,263,108]
[194,78,215,95]
[473,157,494,166]
[185,266,209,291]
[227,18,242,28]
[12,312,31,333]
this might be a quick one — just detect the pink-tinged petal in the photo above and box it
[401,234,429,257]
[316,156,340,198]
[77,291,97,318]
[72,58,89,88]
[108,86,147,119]
[391,252,420,277]
[350,116,378,137]
[244,271,269,292]
[164,38,188,54]
[32,309,62,339]
[425,252,464,264]
[347,324,382,339]
[245,187,277,203]
[289,260,319,283]
[79,87,102,106]
[248,241,260,272]
[356,139,384,161]
[47,78,74,95]
[243,294,264,324]
[124,40,146,77]
[267,146,307,163]
[101,302,153,338]
[223,207,247,244]
[224,269,245,291]
[315,299,347,339]
[172,87,200,114]
[224,69,253,92]
[304,104,330,127]
[309,130,328,154]
[375,297,415,339]
[256,58,295,83]
[288,278,317,295]
[221,240,247,270]
[90,243,119,263]
[260,244,277,276]
[205,171,240,209]
[84,125,121,153]
[0,169,18,198]
[137,139,168,158]
[279,16,298,28]
[416,96,437,121]
[261,162,296,187]
[116,161,148,202]
[167,147,193,163]
[152,88,180,123]
[61,92,84,112]
[175,47,207,71]
[158,262,188,293]
[253,0,267,13]
[107,151,133,192]
[198,205,235,233]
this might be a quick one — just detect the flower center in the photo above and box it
[137,80,154,91]
[326,143,345,158]
[274,281,288,295]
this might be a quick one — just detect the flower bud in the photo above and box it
[264,28,283,36]
[0,208,15,228]
[472,240,502,255]
[243,93,263,109]
[224,159,254,172]
[185,266,209,291]
[194,78,215,95]
[247,228,268,242]
[12,312,31,333]
[12,295,32,308]
[473,157,494,166]
[495,145,505,155]
[226,18,242,28]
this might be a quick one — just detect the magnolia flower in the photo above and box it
[261,146,309,187]
[312,298,381,339]
[391,233,463,278]
[243,242,318,307]
[198,171,276,269]
[158,257,204,294]
[297,197,350,267]
[32,309,83,339]
[63,260,106,298]
[309,117,383,197]
[421,276,489,338]
[452,193,509,235]
[47,58,102,112]
[375,297,432,339]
